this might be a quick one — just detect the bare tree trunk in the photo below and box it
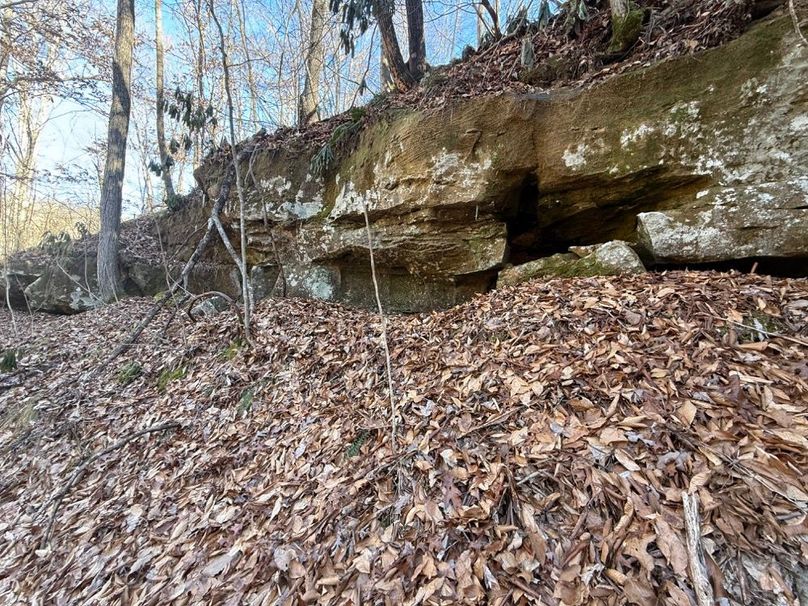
[380,50,395,93]
[8,84,49,249]
[0,6,11,118]
[476,4,483,46]
[235,0,259,125]
[610,0,630,18]
[298,0,327,126]
[405,0,425,80]
[209,0,253,341]
[97,0,135,302]
[155,0,175,201]
[192,0,207,167]
[372,0,415,91]
[476,0,501,42]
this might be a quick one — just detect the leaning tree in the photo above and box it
[329,0,426,91]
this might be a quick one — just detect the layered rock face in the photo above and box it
[4,15,806,313]
[194,15,806,311]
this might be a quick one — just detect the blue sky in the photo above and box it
[32,0,541,217]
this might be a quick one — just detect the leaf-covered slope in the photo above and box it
[1,272,807,604]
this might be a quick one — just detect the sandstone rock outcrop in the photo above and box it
[3,14,806,313]
[194,14,806,311]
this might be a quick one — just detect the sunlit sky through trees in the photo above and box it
[30,0,545,218]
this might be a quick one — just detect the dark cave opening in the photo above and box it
[502,174,613,265]
[660,257,808,278]
[499,174,808,279]
[503,175,556,265]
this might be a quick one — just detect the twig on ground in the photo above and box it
[38,421,180,548]
[682,491,716,606]
[705,314,808,347]
[89,294,181,379]
[790,0,808,46]
[362,201,397,455]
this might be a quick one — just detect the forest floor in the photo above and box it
[1,271,807,604]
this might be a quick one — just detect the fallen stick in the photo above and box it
[39,421,180,548]
[702,314,808,348]
[89,294,179,380]
[790,0,808,46]
[682,491,715,606]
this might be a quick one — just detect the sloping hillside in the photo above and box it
[1,271,807,604]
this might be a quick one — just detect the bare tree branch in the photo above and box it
[38,422,180,547]
[0,0,37,10]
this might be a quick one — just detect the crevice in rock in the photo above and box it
[501,171,714,268]
[503,174,545,265]
[658,256,808,278]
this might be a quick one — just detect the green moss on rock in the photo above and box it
[498,241,646,287]
[609,7,645,54]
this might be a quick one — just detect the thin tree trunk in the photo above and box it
[235,0,259,125]
[192,0,206,167]
[477,0,501,42]
[476,4,483,46]
[405,0,425,80]
[372,0,415,91]
[610,0,630,18]
[97,0,135,302]
[298,0,327,126]
[155,0,175,201]
[209,0,253,341]
[380,49,395,93]
[223,9,244,142]
[8,85,49,250]
[0,6,11,117]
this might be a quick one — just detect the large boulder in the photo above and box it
[24,267,100,314]
[637,181,808,264]
[195,14,807,311]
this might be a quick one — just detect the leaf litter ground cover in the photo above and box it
[0,271,807,605]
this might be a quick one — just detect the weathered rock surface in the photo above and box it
[4,14,806,314]
[1,236,242,314]
[193,14,806,311]
[637,181,808,264]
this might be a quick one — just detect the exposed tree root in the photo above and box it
[38,421,180,548]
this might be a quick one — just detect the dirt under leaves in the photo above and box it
[1,271,807,604]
